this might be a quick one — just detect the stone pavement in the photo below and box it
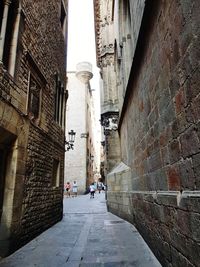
[0,193,161,267]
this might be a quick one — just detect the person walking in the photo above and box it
[72,181,78,197]
[89,183,95,198]
[65,182,71,197]
[97,181,103,194]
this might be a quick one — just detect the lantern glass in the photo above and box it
[68,130,76,143]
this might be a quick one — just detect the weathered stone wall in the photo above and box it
[105,131,121,172]
[120,1,200,189]
[94,0,121,174]
[65,71,88,193]
[107,1,200,266]
[108,190,200,267]
[65,62,99,193]
[0,0,67,256]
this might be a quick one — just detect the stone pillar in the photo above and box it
[76,62,93,84]
[75,62,93,187]
[0,0,11,62]
[9,7,21,76]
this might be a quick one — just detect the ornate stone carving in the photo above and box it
[101,54,115,67]
[100,111,119,135]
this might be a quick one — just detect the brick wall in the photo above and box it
[0,0,67,256]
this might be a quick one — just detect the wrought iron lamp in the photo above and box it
[65,130,76,151]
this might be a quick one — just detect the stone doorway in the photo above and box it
[0,127,16,219]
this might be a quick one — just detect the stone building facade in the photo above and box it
[94,0,200,266]
[65,62,99,193]
[0,0,68,256]
[94,0,121,177]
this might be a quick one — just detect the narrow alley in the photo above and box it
[0,0,200,266]
[0,193,161,267]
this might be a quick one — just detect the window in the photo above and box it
[60,0,67,38]
[0,1,21,76]
[60,1,66,29]
[60,85,64,125]
[52,159,60,187]
[111,0,115,21]
[28,74,42,123]
[54,73,66,128]
[26,52,46,125]
[0,2,4,28]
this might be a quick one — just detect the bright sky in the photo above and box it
[67,0,101,155]
[67,0,100,105]
[67,0,97,72]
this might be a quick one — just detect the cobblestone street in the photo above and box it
[0,193,161,267]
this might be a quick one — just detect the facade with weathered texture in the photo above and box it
[65,62,99,193]
[94,0,121,177]
[94,0,200,266]
[0,0,68,257]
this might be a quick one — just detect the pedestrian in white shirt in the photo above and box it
[72,181,78,197]
[89,183,95,198]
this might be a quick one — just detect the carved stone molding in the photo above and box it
[94,0,101,67]
[4,0,11,6]
[101,54,115,67]
[100,111,119,135]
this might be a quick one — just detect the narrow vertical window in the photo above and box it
[54,74,59,121]
[0,1,4,28]
[57,80,61,123]
[54,73,65,128]
[0,1,21,76]
[59,85,64,126]
[28,74,41,123]
[3,1,17,69]
[60,1,66,30]
[52,159,60,187]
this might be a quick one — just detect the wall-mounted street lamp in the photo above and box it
[65,130,76,151]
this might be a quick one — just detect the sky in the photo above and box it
[67,0,101,153]
[67,0,100,111]
[67,0,98,82]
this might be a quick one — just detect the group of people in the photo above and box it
[89,181,105,199]
[64,181,78,197]
[64,180,106,199]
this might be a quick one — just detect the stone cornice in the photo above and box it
[93,0,101,68]
[101,54,115,67]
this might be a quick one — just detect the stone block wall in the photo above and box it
[120,1,200,190]
[108,190,200,267]
[0,0,67,256]
[107,1,200,266]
